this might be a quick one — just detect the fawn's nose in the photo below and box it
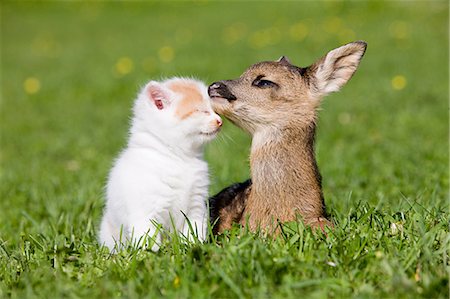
[209,82,225,90]
[208,81,237,102]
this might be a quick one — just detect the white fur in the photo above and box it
[99,77,221,252]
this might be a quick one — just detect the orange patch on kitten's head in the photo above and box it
[169,81,205,120]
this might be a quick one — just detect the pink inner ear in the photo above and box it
[154,98,164,110]
[147,86,166,110]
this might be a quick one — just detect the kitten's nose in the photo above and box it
[216,118,223,127]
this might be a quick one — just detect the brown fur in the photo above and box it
[209,41,367,233]
[217,186,251,232]
[169,81,204,120]
[245,125,324,230]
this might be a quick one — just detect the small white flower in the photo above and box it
[326,261,337,267]
[390,222,404,235]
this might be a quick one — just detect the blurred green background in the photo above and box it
[1,1,448,298]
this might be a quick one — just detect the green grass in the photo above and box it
[1,1,448,298]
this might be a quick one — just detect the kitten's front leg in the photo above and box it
[99,215,122,252]
[182,207,207,242]
[130,217,162,252]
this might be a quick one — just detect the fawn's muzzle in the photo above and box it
[208,81,237,102]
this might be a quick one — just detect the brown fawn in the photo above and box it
[208,41,367,234]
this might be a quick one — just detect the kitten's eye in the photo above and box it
[252,77,278,89]
[196,109,210,115]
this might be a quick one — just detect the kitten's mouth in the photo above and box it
[201,127,221,137]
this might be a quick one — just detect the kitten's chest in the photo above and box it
[163,159,209,198]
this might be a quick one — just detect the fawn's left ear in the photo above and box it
[309,41,367,96]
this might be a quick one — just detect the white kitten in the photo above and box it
[99,77,222,252]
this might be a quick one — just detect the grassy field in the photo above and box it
[1,1,448,298]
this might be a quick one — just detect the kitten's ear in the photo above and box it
[145,82,171,110]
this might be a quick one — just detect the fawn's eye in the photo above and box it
[252,76,278,89]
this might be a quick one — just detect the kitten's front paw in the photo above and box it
[182,223,207,244]
[149,242,160,252]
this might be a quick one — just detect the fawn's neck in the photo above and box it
[249,123,325,221]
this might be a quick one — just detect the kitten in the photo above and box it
[99,77,222,252]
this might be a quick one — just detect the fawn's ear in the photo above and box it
[276,55,292,65]
[309,41,367,96]
[146,81,171,110]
